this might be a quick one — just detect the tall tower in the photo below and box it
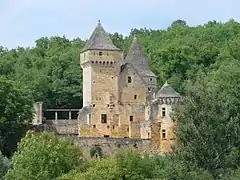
[80,21,123,107]
[79,21,124,137]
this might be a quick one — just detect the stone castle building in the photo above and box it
[77,21,181,153]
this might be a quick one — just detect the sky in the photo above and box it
[0,0,240,49]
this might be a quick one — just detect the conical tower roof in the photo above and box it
[125,36,156,77]
[81,20,120,52]
[156,81,180,98]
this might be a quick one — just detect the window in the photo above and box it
[148,87,151,92]
[93,125,96,128]
[112,125,115,129]
[101,114,107,123]
[162,129,166,139]
[107,125,110,129]
[99,51,102,56]
[92,104,95,107]
[128,76,132,83]
[134,95,137,99]
[150,78,152,81]
[104,135,109,137]
[129,116,133,122]
[162,107,166,117]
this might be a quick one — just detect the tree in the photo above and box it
[0,78,33,157]
[58,157,120,180]
[5,132,82,180]
[173,59,240,178]
[0,151,10,179]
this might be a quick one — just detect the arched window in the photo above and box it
[99,52,102,56]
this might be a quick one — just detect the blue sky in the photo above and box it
[0,0,239,49]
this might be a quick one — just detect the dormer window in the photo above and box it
[128,76,132,83]
[99,51,102,56]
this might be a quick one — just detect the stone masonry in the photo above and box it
[77,21,181,153]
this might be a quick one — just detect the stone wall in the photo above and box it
[64,136,151,159]
[44,120,78,135]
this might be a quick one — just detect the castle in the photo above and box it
[77,21,181,153]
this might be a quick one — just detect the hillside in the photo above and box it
[1,19,239,109]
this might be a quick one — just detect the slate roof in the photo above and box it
[156,81,181,98]
[124,36,156,77]
[81,21,121,52]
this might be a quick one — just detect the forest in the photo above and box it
[0,19,240,179]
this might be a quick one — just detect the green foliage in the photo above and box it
[1,19,240,179]
[173,59,240,178]
[0,151,11,179]
[1,20,240,109]
[58,158,120,180]
[0,77,33,157]
[5,132,82,180]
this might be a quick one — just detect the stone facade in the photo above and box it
[77,21,181,153]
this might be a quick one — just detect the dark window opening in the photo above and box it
[103,61,105,64]
[162,129,166,139]
[110,62,113,64]
[150,78,152,81]
[91,61,94,63]
[117,144,121,148]
[112,76,114,79]
[96,61,98,63]
[129,116,133,122]
[107,125,110,129]
[104,135,109,138]
[162,107,166,117]
[124,137,128,138]
[99,51,102,56]
[93,125,96,128]
[101,114,107,123]
[107,61,109,64]
[128,76,132,83]
[99,61,102,64]
[134,95,137,99]
[92,104,95,107]
[148,87,151,92]
[107,104,109,107]
[113,125,115,129]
